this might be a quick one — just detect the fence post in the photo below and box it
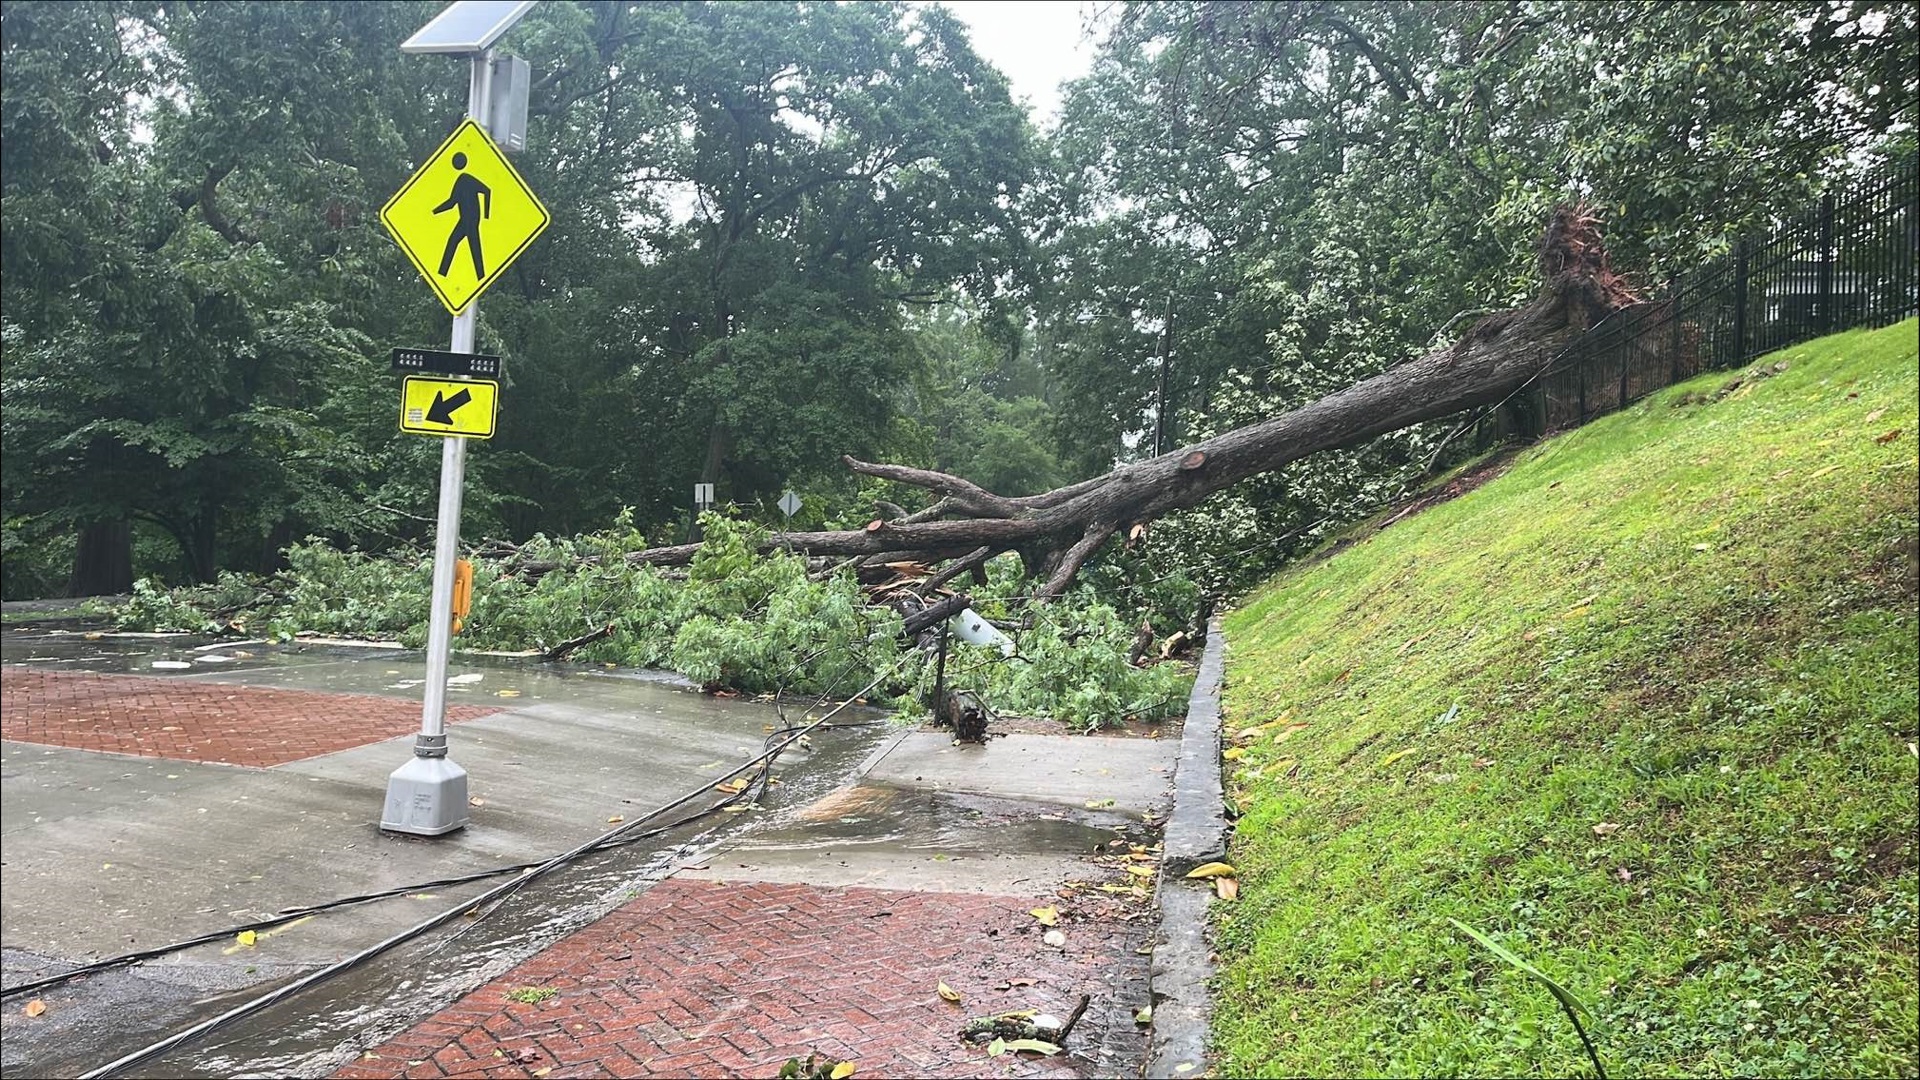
[1618,335,1631,410]
[1668,274,1684,385]
[1578,351,1588,423]
[1817,191,1835,334]
[1732,238,1750,366]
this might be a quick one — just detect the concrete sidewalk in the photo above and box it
[1,633,889,1079]
[3,626,1189,1079]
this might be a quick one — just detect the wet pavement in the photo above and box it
[2,620,1181,1079]
[1,626,889,1078]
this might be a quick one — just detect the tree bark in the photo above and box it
[67,519,133,598]
[560,207,1635,597]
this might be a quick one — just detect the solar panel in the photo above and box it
[400,0,537,55]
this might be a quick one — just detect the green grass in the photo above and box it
[1215,320,1919,1078]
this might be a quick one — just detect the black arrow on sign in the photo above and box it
[425,387,473,425]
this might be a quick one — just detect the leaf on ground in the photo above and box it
[1029,905,1059,926]
[987,1037,1007,1057]
[24,999,47,1018]
[1565,593,1598,613]
[508,1047,540,1063]
[1134,1004,1153,1025]
[1379,748,1418,768]
[1864,407,1888,423]
[1275,723,1311,742]
[937,982,962,1003]
[1591,822,1622,837]
[1125,864,1155,878]
[830,1063,857,1079]
[606,815,624,824]
[1003,1038,1061,1055]
[1083,798,1115,808]
[235,930,257,947]
[1185,861,1237,879]
[468,796,486,807]
[1874,428,1903,443]
[1807,463,1843,479]
[1222,747,1245,761]
[495,689,521,697]
[715,778,748,794]
[1214,876,1240,900]
[1043,930,1067,948]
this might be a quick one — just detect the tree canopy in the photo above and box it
[2,0,1912,598]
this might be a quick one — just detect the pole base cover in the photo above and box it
[381,754,470,836]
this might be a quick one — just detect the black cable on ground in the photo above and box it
[72,664,901,1080]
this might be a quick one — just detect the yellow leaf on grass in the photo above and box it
[1222,747,1244,761]
[1185,862,1236,880]
[1214,877,1240,900]
[24,999,47,1018]
[830,1063,857,1079]
[235,930,257,947]
[1380,748,1418,768]
[1030,906,1059,926]
[937,982,962,1003]
[1275,723,1311,742]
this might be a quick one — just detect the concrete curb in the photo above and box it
[1146,614,1230,1078]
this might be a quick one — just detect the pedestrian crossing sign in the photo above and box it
[380,118,549,315]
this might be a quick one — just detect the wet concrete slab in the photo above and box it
[864,731,1177,813]
[676,780,1152,894]
[676,730,1176,895]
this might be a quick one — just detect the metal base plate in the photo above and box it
[381,754,470,836]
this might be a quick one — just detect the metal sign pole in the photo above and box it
[382,51,493,836]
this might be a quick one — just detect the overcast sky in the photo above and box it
[935,1,1105,126]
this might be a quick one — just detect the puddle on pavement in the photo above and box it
[735,781,1148,856]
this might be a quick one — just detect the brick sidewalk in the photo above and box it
[334,878,1148,1080]
[0,667,499,767]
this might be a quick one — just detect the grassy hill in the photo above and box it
[1213,320,1918,1077]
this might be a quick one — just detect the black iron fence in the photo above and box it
[1483,163,1917,440]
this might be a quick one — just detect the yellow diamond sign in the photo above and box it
[400,376,499,439]
[380,119,549,315]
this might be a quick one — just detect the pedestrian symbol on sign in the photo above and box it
[379,119,549,315]
[434,153,491,278]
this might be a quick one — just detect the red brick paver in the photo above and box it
[0,667,499,767]
[335,878,1144,1079]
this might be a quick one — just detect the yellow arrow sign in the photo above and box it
[380,119,549,315]
[400,376,499,439]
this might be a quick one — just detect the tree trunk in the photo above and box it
[67,519,133,597]
[541,206,1636,597]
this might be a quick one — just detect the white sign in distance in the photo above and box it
[694,483,715,506]
[778,491,801,518]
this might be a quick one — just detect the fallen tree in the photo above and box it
[538,206,1639,597]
